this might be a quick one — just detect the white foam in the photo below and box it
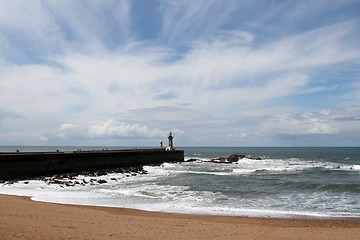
[352,165,360,170]
[232,169,257,174]
[1,157,359,219]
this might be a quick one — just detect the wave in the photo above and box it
[1,153,360,219]
[185,156,360,175]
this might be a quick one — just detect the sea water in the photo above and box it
[0,146,359,218]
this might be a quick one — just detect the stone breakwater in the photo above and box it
[0,149,184,180]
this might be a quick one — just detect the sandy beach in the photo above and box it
[0,194,359,239]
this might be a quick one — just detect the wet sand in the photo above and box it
[1,194,359,240]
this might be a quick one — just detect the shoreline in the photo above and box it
[3,189,359,220]
[1,194,360,239]
[11,194,360,221]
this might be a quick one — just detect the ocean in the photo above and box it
[1,146,359,218]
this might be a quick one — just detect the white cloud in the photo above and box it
[0,0,133,61]
[261,106,360,137]
[1,7,358,117]
[0,0,65,60]
[88,120,166,138]
[57,119,183,140]
[262,114,340,136]
[0,1,359,146]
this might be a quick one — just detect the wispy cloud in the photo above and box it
[159,0,238,42]
[0,0,359,146]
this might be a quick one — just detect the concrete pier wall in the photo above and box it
[0,149,184,180]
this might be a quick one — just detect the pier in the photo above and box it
[0,149,184,180]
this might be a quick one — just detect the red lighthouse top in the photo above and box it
[169,132,172,136]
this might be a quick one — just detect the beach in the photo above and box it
[1,194,359,240]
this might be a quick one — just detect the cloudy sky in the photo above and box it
[0,0,359,147]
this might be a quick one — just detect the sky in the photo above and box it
[0,0,360,147]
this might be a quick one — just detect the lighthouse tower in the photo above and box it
[166,132,174,151]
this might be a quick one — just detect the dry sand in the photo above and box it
[1,194,359,240]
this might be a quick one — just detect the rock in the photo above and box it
[48,179,61,184]
[98,179,107,184]
[186,158,200,162]
[211,157,227,163]
[95,170,107,176]
[211,154,246,164]
[6,180,18,184]
[65,181,74,187]
[67,173,77,180]
[129,166,143,172]
[227,154,245,162]
[226,155,239,162]
[140,170,148,175]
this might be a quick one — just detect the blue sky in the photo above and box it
[0,0,359,147]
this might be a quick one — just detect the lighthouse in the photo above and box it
[166,132,174,151]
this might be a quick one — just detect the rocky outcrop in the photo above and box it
[13,165,151,187]
[186,154,262,164]
[211,154,244,163]
[186,158,200,162]
[211,154,262,163]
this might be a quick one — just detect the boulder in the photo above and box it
[95,170,107,176]
[65,181,74,187]
[211,154,247,163]
[186,158,200,162]
[226,155,239,162]
[67,173,77,180]
[140,170,148,175]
